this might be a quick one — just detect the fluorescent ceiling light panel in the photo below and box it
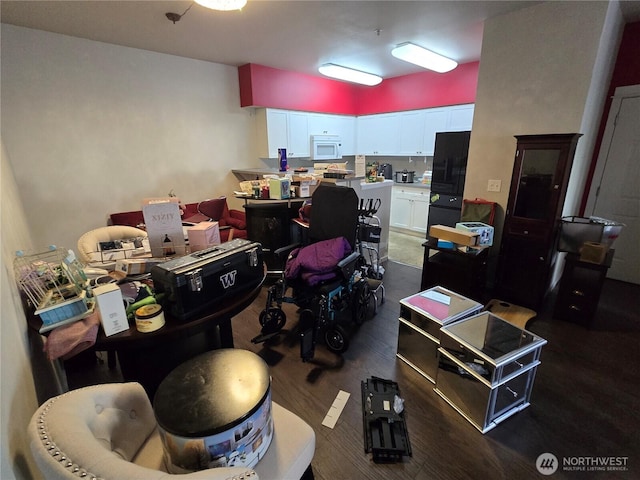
[391,43,458,73]
[319,64,382,86]
[195,0,247,11]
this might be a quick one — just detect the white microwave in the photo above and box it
[311,135,342,160]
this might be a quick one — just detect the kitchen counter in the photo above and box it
[232,168,392,262]
[393,181,431,190]
[232,168,367,182]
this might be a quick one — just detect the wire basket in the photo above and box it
[14,246,90,331]
[558,217,625,253]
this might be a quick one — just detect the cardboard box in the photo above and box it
[269,178,291,199]
[187,221,221,252]
[579,241,609,264]
[93,283,129,336]
[294,179,319,198]
[456,222,494,247]
[430,224,479,247]
[115,257,164,276]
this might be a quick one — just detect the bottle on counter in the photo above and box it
[421,170,432,187]
[278,148,288,172]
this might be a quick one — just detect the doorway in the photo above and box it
[585,85,640,284]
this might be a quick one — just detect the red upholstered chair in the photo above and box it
[196,197,247,242]
[109,210,146,229]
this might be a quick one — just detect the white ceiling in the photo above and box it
[2,1,640,80]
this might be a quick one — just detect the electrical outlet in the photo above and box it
[487,179,502,192]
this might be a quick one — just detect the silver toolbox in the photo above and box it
[397,286,483,383]
[435,312,547,433]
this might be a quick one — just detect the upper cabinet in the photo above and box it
[359,104,474,156]
[255,109,309,159]
[307,113,357,155]
[356,114,400,155]
[255,104,474,158]
[446,104,475,132]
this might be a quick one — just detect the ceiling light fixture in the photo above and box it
[318,64,382,86]
[391,42,458,73]
[195,0,247,11]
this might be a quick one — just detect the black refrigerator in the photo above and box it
[426,131,471,236]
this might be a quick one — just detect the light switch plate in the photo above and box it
[487,179,501,192]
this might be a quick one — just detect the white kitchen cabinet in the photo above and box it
[256,108,309,158]
[422,108,450,155]
[446,104,475,131]
[307,113,356,155]
[356,113,400,155]
[287,111,310,158]
[255,104,474,159]
[398,110,427,155]
[378,104,474,157]
[390,185,430,234]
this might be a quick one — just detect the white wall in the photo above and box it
[1,25,257,253]
[1,140,40,479]
[1,24,260,479]
[465,1,620,251]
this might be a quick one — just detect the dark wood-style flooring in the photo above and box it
[67,261,640,479]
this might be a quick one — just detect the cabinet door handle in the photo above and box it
[569,304,582,311]
[506,387,519,398]
[572,289,585,297]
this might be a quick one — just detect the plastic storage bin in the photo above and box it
[558,216,624,253]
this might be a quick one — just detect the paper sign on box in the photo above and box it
[93,283,129,336]
[142,198,186,257]
[355,155,366,177]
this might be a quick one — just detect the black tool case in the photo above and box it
[151,239,263,321]
[361,377,412,463]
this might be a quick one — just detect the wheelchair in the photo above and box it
[252,183,375,361]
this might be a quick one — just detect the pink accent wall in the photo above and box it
[355,62,479,115]
[581,21,640,214]
[239,63,359,114]
[239,61,479,115]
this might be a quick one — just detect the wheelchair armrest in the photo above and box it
[274,242,301,259]
[337,251,361,279]
[337,251,360,269]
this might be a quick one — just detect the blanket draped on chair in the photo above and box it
[285,236,351,286]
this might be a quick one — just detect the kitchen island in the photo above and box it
[231,168,392,262]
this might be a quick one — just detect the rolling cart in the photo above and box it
[357,198,385,312]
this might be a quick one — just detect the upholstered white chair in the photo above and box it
[29,382,316,480]
[76,225,148,265]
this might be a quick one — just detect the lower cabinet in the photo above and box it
[496,235,556,310]
[553,251,613,327]
[421,240,489,303]
[390,186,430,234]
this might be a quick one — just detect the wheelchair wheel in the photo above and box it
[352,279,372,325]
[259,308,286,334]
[324,324,350,354]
